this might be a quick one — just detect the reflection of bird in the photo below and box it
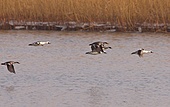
[131,48,153,57]
[29,41,50,46]
[85,51,101,55]
[89,41,112,54]
[1,61,20,74]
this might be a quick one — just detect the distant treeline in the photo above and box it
[0,0,170,32]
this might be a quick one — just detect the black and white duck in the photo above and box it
[89,41,112,54]
[131,48,153,57]
[29,41,50,46]
[1,61,20,74]
[86,45,103,55]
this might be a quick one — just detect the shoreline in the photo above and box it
[1,21,170,33]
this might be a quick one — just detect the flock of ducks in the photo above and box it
[1,41,153,74]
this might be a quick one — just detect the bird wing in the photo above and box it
[7,65,16,74]
[131,51,138,54]
[29,42,40,46]
[91,44,98,51]
[99,45,106,53]
[91,41,100,45]
[95,45,105,53]
[1,63,5,65]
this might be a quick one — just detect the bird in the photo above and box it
[1,61,20,74]
[131,48,153,57]
[86,45,103,55]
[29,41,50,46]
[89,41,112,54]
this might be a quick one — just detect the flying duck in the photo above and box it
[29,41,50,46]
[89,41,112,54]
[131,48,153,57]
[86,45,103,55]
[1,61,20,74]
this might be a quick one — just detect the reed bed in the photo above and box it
[0,0,170,30]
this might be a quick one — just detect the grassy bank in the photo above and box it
[0,0,170,31]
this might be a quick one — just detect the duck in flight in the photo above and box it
[86,41,112,55]
[86,44,103,55]
[1,61,20,74]
[89,41,112,54]
[131,48,153,57]
[29,41,50,46]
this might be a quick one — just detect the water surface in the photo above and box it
[0,31,170,107]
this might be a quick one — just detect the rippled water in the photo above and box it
[0,30,170,107]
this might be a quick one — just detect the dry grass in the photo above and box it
[0,0,170,27]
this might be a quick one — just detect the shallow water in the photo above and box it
[0,30,170,107]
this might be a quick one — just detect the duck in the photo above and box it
[1,61,20,74]
[131,48,153,57]
[89,41,112,53]
[29,41,50,46]
[86,44,104,55]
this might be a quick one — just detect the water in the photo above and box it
[0,30,170,107]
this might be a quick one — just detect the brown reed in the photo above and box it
[0,0,170,27]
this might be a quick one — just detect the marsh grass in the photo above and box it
[0,0,170,28]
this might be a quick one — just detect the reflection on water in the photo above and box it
[5,86,15,92]
[0,31,170,107]
[87,86,105,107]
